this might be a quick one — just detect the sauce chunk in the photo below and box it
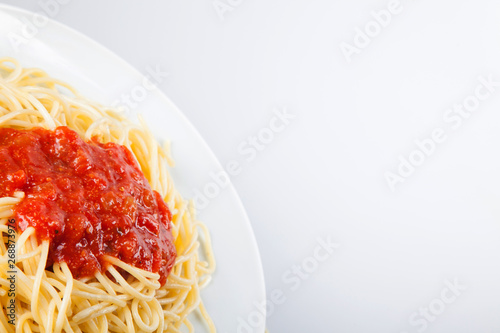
[0,126,176,285]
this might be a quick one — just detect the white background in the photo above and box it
[3,0,500,332]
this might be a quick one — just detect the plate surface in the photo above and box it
[0,4,266,332]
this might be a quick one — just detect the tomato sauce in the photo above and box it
[0,126,176,285]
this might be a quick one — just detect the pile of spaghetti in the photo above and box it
[0,58,215,333]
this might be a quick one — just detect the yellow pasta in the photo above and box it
[0,58,216,333]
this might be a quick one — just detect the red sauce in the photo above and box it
[0,126,176,285]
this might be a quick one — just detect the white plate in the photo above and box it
[0,4,266,332]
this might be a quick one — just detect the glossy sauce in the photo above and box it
[0,126,176,285]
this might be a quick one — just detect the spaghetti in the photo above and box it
[0,58,216,333]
